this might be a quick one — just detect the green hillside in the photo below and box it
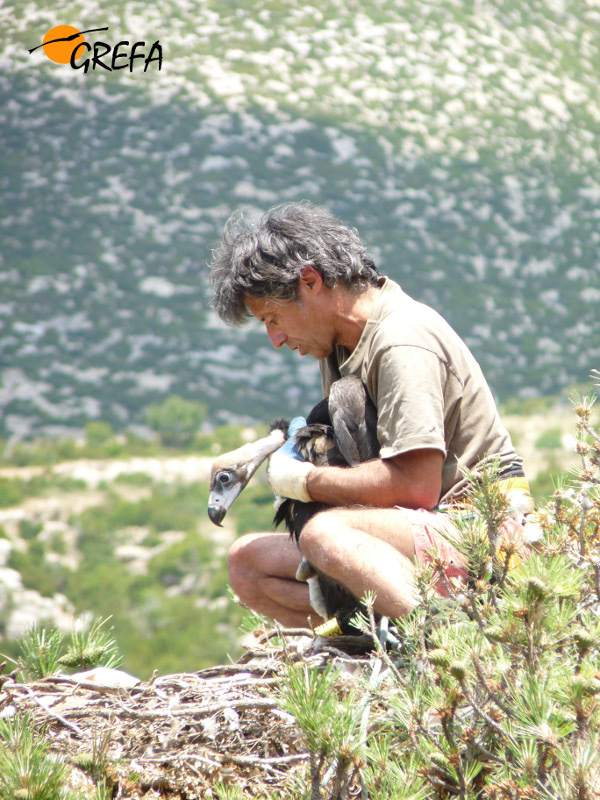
[1,0,599,439]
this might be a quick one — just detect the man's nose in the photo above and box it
[267,327,287,349]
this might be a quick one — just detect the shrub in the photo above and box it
[195,423,250,454]
[14,617,122,682]
[113,471,154,487]
[19,518,43,540]
[0,712,67,800]
[8,543,68,598]
[233,483,279,536]
[84,420,115,448]
[58,617,122,671]
[145,394,208,447]
[529,460,563,503]
[277,371,600,800]
[534,427,563,450]
[16,626,65,681]
[0,478,24,507]
[148,533,210,588]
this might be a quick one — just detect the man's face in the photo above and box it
[245,292,335,360]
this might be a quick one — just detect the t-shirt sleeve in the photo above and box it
[371,345,449,459]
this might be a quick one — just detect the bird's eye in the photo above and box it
[218,471,232,486]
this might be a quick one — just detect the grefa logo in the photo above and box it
[28,25,163,73]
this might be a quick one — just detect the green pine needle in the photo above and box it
[58,617,122,671]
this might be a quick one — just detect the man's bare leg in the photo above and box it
[228,507,422,624]
[299,507,421,619]
[227,532,320,627]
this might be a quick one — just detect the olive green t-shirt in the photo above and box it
[320,277,523,503]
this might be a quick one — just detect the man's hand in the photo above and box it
[267,417,314,502]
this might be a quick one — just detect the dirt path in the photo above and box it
[0,454,214,488]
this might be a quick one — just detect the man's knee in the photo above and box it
[300,509,347,574]
[227,534,260,600]
[227,531,303,604]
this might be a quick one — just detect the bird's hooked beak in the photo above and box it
[208,469,244,526]
[207,427,286,526]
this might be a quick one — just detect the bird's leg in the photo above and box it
[295,555,317,581]
[295,556,328,620]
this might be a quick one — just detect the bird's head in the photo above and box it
[207,425,287,526]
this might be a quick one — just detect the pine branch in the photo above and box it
[455,678,517,748]
[470,653,516,720]
[362,599,407,687]
[467,594,488,631]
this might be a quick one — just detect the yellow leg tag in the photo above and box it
[497,547,520,571]
[314,618,344,637]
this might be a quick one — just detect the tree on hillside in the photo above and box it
[145,395,208,447]
[84,421,115,448]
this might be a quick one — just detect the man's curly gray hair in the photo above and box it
[209,202,380,325]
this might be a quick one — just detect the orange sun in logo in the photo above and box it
[42,25,86,64]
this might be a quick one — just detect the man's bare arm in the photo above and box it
[305,448,443,510]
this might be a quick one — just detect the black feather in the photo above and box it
[329,377,379,467]
[270,419,290,436]
[273,375,380,634]
[305,397,330,426]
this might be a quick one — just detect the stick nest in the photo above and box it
[0,628,375,798]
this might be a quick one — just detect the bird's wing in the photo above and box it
[305,397,330,426]
[329,376,379,466]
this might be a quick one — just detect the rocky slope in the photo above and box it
[1,0,599,439]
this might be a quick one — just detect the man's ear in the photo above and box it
[299,266,324,293]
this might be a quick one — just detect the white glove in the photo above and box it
[266,448,314,502]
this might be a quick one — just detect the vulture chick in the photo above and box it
[208,375,379,633]
[207,425,286,527]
